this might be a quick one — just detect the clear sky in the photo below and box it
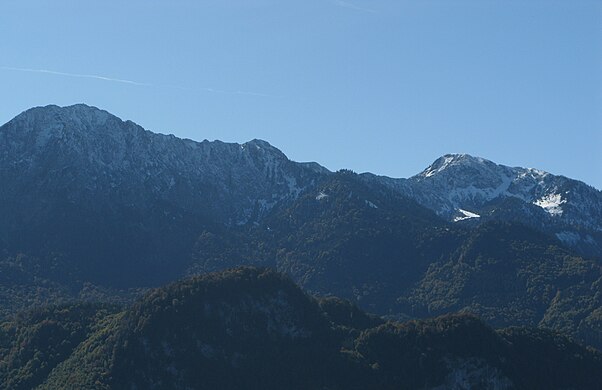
[1,0,601,189]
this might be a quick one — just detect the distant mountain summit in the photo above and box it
[364,153,602,257]
[0,104,327,285]
[413,153,599,223]
[0,104,327,225]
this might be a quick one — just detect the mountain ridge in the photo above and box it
[1,104,601,351]
[0,104,328,225]
[361,152,602,257]
[2,103,601,262]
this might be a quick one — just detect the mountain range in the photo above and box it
[364,153,602,257]
[1,104,602,388]
[3,104,600,260]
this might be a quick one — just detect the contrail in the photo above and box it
[0,66,152,86]
[0,66,280,98]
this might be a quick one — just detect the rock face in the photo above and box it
[0,104,326,227]
[364,153,602,258]
[0,104,327,286]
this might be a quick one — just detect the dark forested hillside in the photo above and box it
[190,171,457,306]
[189,172,602,350]
[2,166,600,351]
[1,268,600,390]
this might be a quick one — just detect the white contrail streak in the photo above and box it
[0,66,152,86]
[0,66,280,98]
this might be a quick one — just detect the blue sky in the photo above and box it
[1,0,601,188]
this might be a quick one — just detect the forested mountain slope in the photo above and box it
[1,268,600,390]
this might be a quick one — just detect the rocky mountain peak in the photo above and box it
[244,138,278,151]
[1,104,141,156]
[10,103,115,133]
[0,104,330,229]
[420,153,488,176]
[417,153,518,184]
[368,153,602,256]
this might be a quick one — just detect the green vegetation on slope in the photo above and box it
[190,173,602,349]
[1,267,600,390]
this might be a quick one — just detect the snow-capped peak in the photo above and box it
[420,154,490,178]
[368,153,602,239]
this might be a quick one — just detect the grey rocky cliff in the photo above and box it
[0,104,328,226]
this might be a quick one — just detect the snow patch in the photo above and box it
[365,200,378,209]
[453,209,481,222]
[423,155,455,177]
[316,191,328,200]
[534,193,566,216]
